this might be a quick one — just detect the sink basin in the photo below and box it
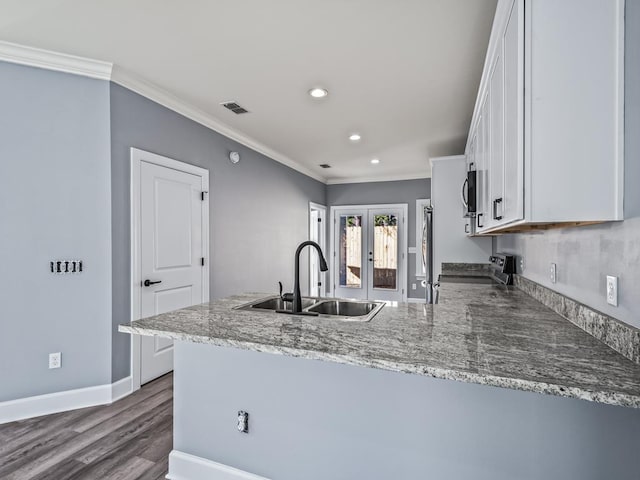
[234,296,385,322]
[248,296,317,311]
[307,300,379,317]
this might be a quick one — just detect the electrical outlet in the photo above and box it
[412,283,416,290]
[237,411,249,433]
[49,352,61,369]
[550,263,557,284]
[606,276,618,306]
[519,257,525,272]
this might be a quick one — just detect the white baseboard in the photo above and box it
[111,375,133,402]
[167,450,271,480]
[407,297,426,303]
[0,376,133,424]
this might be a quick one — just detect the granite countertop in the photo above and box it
[118,284,640,408]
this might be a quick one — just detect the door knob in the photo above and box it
[143,279,162,287]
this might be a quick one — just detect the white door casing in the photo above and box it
[309,202,327,297]
[331,204,407,302]
[131,148,209,389]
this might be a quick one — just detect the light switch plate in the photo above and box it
[550,263,557,284]
[606,276,618,306]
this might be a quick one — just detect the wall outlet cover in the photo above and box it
[550,263,557,284]
[606,276,618,307]
[49,352,61,369]
[237,410,249,433]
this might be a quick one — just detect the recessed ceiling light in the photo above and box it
[349,133,362,142]
[309,88,329,98]
[371,158,380,164]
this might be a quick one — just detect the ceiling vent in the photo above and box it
[221,101,249,114]
[319,164,332,169]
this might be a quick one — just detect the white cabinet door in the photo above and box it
[488,48,505,227]
[501,0,524,224]
[464,0,622,233]
[476,93,490,232]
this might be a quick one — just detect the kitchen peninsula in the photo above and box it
[119,282,640,480]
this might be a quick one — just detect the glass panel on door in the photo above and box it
[371,214,398,290]
[338,214,362,288]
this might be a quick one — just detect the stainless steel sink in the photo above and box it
[308,300,379,317]
[249,296,317,311]
[234,296,385,322]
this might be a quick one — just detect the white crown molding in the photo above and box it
[0,376,132,424]
[0,41,326,183]
[167,451,271,480]
[0,41,437,186]
[0,40,112,79]
[110,66,326,183]
[326,172,430,185]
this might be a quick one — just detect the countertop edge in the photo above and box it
[118,324,640,409]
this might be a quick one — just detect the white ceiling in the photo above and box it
[0,0,497,183]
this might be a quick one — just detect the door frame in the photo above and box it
[329,203,408,302]
[309,202,327,297]
[130,147,210,391]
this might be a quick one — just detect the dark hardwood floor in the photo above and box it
[0,373,173,480]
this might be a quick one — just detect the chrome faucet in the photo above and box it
[281,241,328,314]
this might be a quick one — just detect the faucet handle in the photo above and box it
[279,281,294,302]
[281,292,294,303]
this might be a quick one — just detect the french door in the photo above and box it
[332,205,407,302]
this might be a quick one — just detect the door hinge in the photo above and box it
[201,257,205,266]
[201,191,208,201]
[318,218,322,222]
[402,288,405,294]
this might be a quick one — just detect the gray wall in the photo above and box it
[432,157,492,279]
[326,179,430,299]
[0,62,112,402]
[110,84,326,381]
[495,0,640,329]
[175,342,640,480]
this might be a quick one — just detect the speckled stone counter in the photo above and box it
[119,283,640,408]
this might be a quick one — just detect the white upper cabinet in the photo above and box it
[466,0,624,234]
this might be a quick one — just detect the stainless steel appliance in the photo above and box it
[489,253,516,285]
[421,201,438,304]
[461,169,477,218]
[438,254,515,286]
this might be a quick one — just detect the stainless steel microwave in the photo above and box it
[462,170,476,218]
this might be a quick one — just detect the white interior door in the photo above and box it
[139,160,205,384]
[332,205,406,302]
